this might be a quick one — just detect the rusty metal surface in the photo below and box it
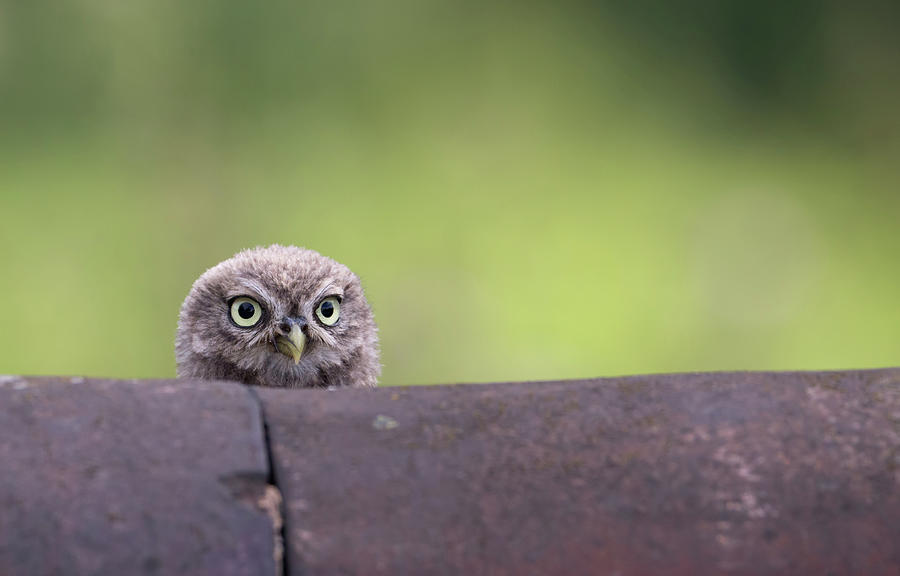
[259,369,900,576]
[0,377,277,576]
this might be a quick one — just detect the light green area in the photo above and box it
[1,2,898,384]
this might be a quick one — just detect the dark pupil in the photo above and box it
[238,302,256,320]
[320,301,334,318]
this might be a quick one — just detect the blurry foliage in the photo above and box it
[0,0,898,384]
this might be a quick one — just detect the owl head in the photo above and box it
[175,245,380,388]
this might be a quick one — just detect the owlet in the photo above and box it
[175,245,380,388]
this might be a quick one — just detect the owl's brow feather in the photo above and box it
[311,281,343,304]
[224,279,273,305]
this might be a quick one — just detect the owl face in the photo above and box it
[176,245,380,388]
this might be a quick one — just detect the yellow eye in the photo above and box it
[316,297,341,326]
[230,297,263,327]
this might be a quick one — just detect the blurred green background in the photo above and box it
[1,1,898,385]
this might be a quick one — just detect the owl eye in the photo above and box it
[229,297,263,328]
[315,296,341,326]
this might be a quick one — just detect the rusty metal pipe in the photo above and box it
[259,369,900,576]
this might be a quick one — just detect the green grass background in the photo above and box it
[1,1,898,384]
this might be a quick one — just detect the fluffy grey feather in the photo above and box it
[175,245,380,388]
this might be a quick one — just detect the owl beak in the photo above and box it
[274,322,306,365]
